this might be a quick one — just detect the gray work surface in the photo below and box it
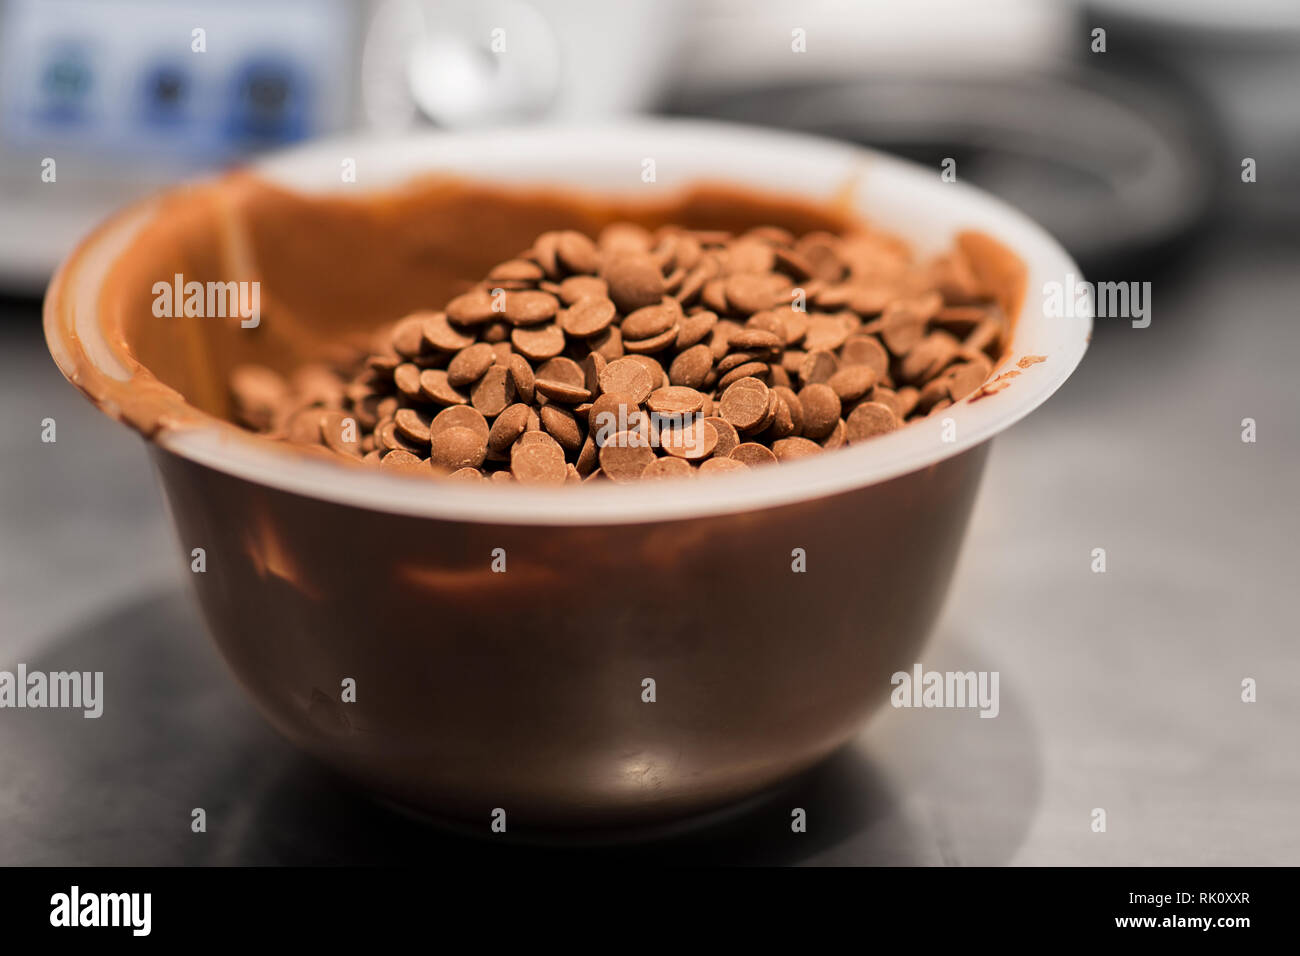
[1,227,1296,865]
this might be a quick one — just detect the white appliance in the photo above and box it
[0,0,681,291]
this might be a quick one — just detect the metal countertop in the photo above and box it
[2,227,1296,864]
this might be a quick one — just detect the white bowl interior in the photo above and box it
[79,119,1090,524]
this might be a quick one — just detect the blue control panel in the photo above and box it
[0,0,354,167]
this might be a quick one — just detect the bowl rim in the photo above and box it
[45,118,1090,526]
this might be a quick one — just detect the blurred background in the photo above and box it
[2,0,1297,865]
[2,0,1298,288]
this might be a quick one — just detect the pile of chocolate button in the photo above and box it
[229,222,1011,484]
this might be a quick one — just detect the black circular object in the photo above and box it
[669,69,1217,272]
